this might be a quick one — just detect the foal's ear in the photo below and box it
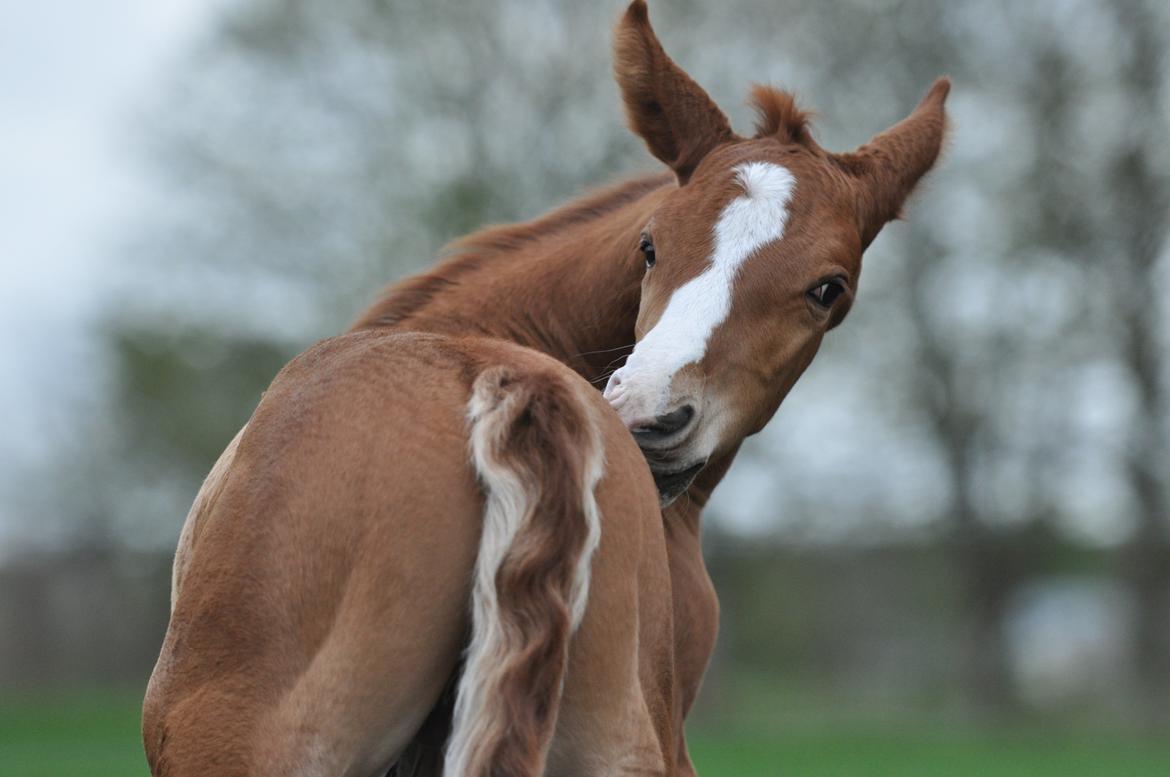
[613,1,735,184]
[835,77,951,248]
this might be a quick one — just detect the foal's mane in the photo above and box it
[355,171,672,329]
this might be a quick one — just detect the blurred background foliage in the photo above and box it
[2,0,1169,774]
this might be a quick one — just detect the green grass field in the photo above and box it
[2,687,1167,776]
[688,730,1170,777]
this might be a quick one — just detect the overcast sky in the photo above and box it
[0,1,230,545]
[0,1,225,530]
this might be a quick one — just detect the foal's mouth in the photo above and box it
[648,459,705,507]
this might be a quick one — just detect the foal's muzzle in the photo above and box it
[603,366,704,505]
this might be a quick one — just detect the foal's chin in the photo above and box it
[649,459,705,507]
[632,433,709,507]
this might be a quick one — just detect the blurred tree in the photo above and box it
[42,0,1166,724]
[1103,2,1170,728]
[100,0,648,543]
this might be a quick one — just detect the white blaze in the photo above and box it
[605,161,796,424]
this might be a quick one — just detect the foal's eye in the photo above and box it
[639,238,656,269]
[808,279,845,309]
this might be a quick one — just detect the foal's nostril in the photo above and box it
[633,404,695,439]
[603,371,623,400]
[657,404,695,434]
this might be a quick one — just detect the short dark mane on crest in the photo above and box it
[447,172,672,257]
[353,172,671,330]
[749,85,815,145]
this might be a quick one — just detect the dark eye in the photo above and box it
[639,238,656,269]
[808,279,845,309]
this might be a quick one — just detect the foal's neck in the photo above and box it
[353,173,672,385]
[352,172,736,516]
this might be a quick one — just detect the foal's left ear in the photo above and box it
[836,77,952,249]
[613,1,735,184]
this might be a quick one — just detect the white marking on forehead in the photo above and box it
[620,162,796,391]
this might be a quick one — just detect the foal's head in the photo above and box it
[603,1,950,505]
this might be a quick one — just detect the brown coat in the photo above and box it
[144,3,949,775]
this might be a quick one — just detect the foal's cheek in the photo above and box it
[738,384,781,439]
[721,341,812,438]
[707,373,769,445]
[760,336,824,426]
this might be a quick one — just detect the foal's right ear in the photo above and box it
[613,1,734,184]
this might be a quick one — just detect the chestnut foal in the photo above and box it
[144,2,949,775]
